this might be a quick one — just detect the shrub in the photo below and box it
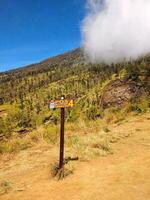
[86,105,102,120]
[0,118,12,139]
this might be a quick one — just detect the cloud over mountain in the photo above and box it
[82,0,150,64]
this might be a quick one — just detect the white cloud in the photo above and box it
[82,0,150,64]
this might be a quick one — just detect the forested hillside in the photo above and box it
[0,48,150,145]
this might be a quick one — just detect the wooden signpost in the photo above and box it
[49,97,74,169]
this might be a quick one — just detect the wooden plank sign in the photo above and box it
[49,97,74,170]
[49,99,74,109]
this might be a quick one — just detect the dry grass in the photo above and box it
[50,162,73,180]
[0,113,150,199]
[0,181,12,196]
[65,130,112,161]
[0,111,133,155]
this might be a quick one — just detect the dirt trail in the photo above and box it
[0,114,150,200]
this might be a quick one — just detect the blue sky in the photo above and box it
[0,0,85,72]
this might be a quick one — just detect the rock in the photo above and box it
[101,79,145,108]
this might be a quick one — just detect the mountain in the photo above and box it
[0,47,150,142]
[0,48,84,101]
[1,50,150,199]
[0,48,84,75]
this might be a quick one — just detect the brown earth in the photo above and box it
[0,114,150,200]
[101,79,144,108]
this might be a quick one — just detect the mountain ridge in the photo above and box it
[0,47,150,140]
[0,48,83,75]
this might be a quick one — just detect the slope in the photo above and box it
[0,113,150,200]
[1,48,150,150]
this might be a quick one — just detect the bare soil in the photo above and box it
[0,114,150,200]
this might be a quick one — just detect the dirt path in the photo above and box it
[0,114,150,200]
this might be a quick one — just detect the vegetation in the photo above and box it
[0,48,150,152]
[0,181,12,195]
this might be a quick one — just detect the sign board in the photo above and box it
[49,97,74,171]
[49,101,55,109]
[49,99,74,109]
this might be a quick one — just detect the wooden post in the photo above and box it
[49,97,74,171]
[59,107,65,169]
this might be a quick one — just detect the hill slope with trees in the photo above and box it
[0,48,150,146]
